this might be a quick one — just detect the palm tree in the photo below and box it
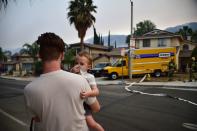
[3,50,11,56]
[176,26,193,40]
[20,42,40,75]
[0,0,8,10]
[63,48,76,70]
[67,0,97,50]
[134,20,156,36]
[3,50,11,62]
[20,42,39,62]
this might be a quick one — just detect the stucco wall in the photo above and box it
[137,38,172,48]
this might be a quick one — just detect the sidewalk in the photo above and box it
[0,76,35,81]
[96,77,197,88]
[1,75,197,88]
[132,81,197,88]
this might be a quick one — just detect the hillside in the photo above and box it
[85,22,197,47]
[165,22,197,33]
[85,35,128,47]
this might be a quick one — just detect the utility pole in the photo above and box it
[128,0,133,80]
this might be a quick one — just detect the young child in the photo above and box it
[71,51,104,131]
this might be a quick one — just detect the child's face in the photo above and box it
[76,56,91,71]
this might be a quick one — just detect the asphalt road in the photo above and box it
[0,78,197,131]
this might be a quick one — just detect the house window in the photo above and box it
[158,38,167,47]
[183,44,189,51]
[143,39,150,47]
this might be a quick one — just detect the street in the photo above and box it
[0,78,197,131]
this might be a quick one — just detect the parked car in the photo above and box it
[90,62,111,77]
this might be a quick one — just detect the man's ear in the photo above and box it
[61,52,65,61]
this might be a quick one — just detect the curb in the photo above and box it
[0,76,34,81]
[132,83,197,88]
[1,76,196,88]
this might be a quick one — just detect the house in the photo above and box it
[134,29,183,49]
[1,53,36,76]
[68,43,111,67]
[133,29,184,70]
[107,47,125,63]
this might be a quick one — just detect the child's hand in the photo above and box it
[80,91,90,99]
[71,65,80,73]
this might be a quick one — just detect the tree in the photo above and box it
[114,40,117,48]
[0,47,6,62]
[34,61,43,76]
[100,34,104,45]
[0,0,8,10]
[20,42,40,75]
[134,20,156,36]
[3,50,11,56]
[176,26,193,40]
[20,42,39,62]
[21,42,39,71]
[108,30,110,47]
[191,46,197,58]
[93,26,100,44]
[63,48,76,70]
[191,30,197,42]
[125,35,130,44]
[3,50,11,61]
[67,0,97,50]
[1,1,35,11]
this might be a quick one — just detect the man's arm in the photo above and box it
[89,99,100,113]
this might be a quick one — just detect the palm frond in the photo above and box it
[67,0,97,47]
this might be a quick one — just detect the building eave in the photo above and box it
[132,29,184,42]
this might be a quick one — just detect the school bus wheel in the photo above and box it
[154,70,161,77]
[110,72,118,80]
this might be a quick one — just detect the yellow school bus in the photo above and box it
[102,47,177,80]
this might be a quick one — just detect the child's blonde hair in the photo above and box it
[77,51,93,65]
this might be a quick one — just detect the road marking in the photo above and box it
[183,123,197,130]
[125,75,197,106]
[0,108,28,127]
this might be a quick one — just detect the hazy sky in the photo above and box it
[0,0,197,50]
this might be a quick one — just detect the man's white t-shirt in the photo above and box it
[24,70,96,131]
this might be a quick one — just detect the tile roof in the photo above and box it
[133,29,183,41]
